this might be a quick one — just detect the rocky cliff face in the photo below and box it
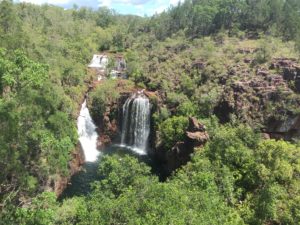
[154,117,209,175]
[270,58,300,92]
[45,143,85,196]
[213,57,300,140]
[96,97,122,149]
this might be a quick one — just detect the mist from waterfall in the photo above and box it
[121,92,150,155]
[77,100,100,162]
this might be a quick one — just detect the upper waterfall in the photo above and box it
[77,100,100,162]
[121,91,150,155]
[88,54,108,69]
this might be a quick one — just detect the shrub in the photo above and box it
[89,80,120,122]
[159,116,189,149]
[177,100,197,117]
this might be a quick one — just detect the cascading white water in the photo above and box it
[121,91,150,155]
[88,54,108,68]
[77,100,100,162]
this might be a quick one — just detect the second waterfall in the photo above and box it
[121,91,150,155]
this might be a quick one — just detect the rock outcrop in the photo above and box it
[270,58,300,92]
[213,57,300,140]
[266,115,300,140]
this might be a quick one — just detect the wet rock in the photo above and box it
[97,134,112,149]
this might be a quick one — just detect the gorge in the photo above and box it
[62,90,154,197]
[2,1,300,224]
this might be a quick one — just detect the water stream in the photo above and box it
[77,100,100,162]
[120,91,150,155]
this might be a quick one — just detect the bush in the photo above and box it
[177,100,197,117]
[166,92,188,109]
[254,37,274,64]
[159,116,189,149]
[89,80,120,122]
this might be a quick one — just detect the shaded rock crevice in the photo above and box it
[154,117,209,175]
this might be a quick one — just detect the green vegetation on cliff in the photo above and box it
[1,0,300,224]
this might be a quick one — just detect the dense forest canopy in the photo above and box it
[0,0,300,224]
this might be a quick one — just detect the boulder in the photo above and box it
[266,115,300,140]
[186,131,209,147]
[188,117,206,132]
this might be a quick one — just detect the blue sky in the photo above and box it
[15,0,182,16]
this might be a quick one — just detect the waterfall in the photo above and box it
[121,91,150,155]
[88,54,108,68]
[77,100,100,162]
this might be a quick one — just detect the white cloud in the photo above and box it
[98,0,152,7]
[16,0,185,16]
[98,0,111,7]
[19,0,153,8]
[20,0,71,4]
[170,0,181,6]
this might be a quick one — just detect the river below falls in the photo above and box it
[59,145,166,200]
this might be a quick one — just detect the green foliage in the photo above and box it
[56,197,88,225]
[194,85,222,117]
[92,155,155,196]
[0,5,86,207]
[177,100,197,117]
[59,155,244,225]
[15,192,57,225]
[144,0,300,44]
[204,125,300,224]
[152,106,170,127]
[296,34,300,56]
[95,7,116,28]
[166,92,188,109]
[3,132,300,225]
[0,49,48,94]
[125,50,144,84]
[159,116,189,149]
[254,37,274,64]
[179,73,196,96]
[89,80,121,121]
